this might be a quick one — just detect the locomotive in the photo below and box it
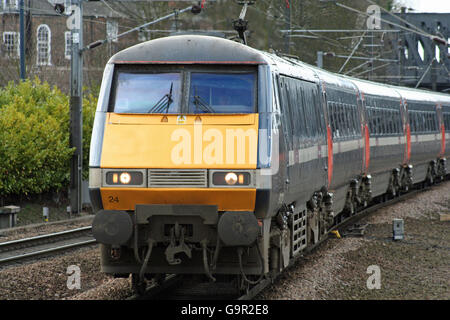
[89,34,450,293]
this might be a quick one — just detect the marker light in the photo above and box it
[119,172,131,184]
[225,172,238,185]
[104,170,145,186]
[210,171,252,187]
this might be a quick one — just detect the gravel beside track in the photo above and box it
[0,246,106,299]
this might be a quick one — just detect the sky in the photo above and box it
[395,0,450,13]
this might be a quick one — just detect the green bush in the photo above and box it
[0,78,97,196]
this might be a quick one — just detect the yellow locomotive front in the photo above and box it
[89,35,272,290]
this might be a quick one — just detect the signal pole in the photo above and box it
[19,0,25,80]
[284,0,291,54]
[68,0,83,214]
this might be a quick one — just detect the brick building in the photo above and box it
[0,0,141,91]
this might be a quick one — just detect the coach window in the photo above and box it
[414,112,419,132]
[382,109,388,135]
[278,78,293,149]
[328,102,336,138]
[342,104,349,136]
[372,109,378,135]
[395,111,400,134]
[387,110,392,134]
[378,109,384,135]
[444,113,450,129]
[385,110,391,134]
[296,84,307,140]
[419,113,425,132]
[410,112,416,133]
[335,103,342,138]
[355,106,360,135]
[303,86,314,138]
[339,103,347,137]
[347,105,355,137]
[432,113,438,132]
[389,110,395,134]
[419,112,424,132]
[371,107,377,134]
[332,102,338,138]
[295,84,305,139]
[426,113,431,131]
[290,82,301,146]
[286,81,296,139]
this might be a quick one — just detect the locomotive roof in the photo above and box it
[109,35,268,65]
[108,34,450,105]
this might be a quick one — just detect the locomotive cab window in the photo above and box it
[187,72,256,114]
[109,66,257,114]
[111,71,182,114]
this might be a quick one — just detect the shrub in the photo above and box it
[0,78,97,196]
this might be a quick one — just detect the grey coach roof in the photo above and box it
[109,35,268,65]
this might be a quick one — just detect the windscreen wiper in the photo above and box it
[147,82,173,113]
[193,95,215,113]
[192,87,215,113]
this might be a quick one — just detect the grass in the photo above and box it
[15,202,72,226]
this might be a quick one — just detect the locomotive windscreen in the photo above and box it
[188,73,256,114]
[109,66,257,114]
[112,72,182,114]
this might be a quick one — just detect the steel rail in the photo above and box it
[0,226,96,265]
[0,226,92,251]
[0,239,97,264]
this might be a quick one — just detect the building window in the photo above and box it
[3,0,19,10]
[36,24,51,66]
[106,20,118,43]
[3,32,19,57]
[65,31,71,60]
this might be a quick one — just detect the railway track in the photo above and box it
[127,183,436,300]
[0,226,96,266]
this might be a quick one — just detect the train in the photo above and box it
[89,34,450,294]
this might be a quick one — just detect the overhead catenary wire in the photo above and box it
[364,0,433,38]
[344,60,372,76]
[82,5,195,51]
[352,62,392,77]
[334,2,448,45]
[415,57,436,88]
[338,31,367,73]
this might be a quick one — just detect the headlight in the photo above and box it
[103,169,146,187]
[210,170,254,188]
[119,172,131,184]
[224,172,238,185]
